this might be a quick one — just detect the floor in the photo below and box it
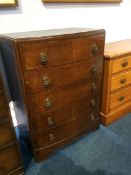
[24,114,131,175]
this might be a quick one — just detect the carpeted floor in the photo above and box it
[25,114,131,175]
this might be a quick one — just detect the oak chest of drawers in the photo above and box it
[0,28,105,162]
[0,73,24,175]
[101,39,131,126]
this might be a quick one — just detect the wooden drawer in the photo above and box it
[18,34,104,71]
[0,144,22,175]
[30,95,101,132]
[109,86,131,111]
[32,121,74,149]
[111,55,131,74]
[28,79,100,114]
[0,121,15,147]
[0,88,8,119]
[24,58,102,94]
[110,70,131,92]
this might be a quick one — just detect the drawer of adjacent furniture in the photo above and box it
[0,121,15,147]
[27,79,101,114]
[110,70,131,92]
[30,95,100,132]
[18,34,104,71]
[24,58,103,94]
[111,55,131,74]
[0,144,22,175]
[32,121,74,149]
[109,86,131,111]
[0,87,8,118]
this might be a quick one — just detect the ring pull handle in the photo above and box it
[91,99,96,107]
[120,79,126,84]
[44,98,53,109]
[47,117,55,128]
[121,61,128,68]
[91,65,97,73]
[92,82,96,90]
[42,76,51,88]
[40,51,48,65]
[49,133,55,142]
[92,44,98,55]
[90,114,95,122]
[118,96,125,102]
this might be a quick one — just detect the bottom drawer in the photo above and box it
[109,86,131,111]
[34,118,100,162]
[0,144,22,175]
[32,121,74,149]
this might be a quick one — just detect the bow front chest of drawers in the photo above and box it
[101,40,131,126]
[0,73,24,175]
[0,28,105,162]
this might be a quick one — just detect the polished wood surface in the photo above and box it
[0,74,24,175]
[101,39,131,126]
[0,28,105,162]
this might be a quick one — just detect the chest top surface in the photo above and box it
[0,28,104,40]
[104,39,131,59]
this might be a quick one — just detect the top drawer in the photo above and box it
[18,34,105,71]
[111,55,131,74]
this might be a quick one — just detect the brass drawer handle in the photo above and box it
[91,99,96,107]
[92,82,96,90]
[47,117,55,128]
[91,65,97,73]
[118,96,125,102]
[49,133,55,142]
[42,76,51,88]
[90,114,95,121]
[40,51,48,65]
[92,44,98,55]
[44,98,53,109]
[120,79,126,84]
[121,61,128,68]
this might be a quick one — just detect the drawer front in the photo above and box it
[109,86,131,111]
[24,58,102,94]
[32,121,74,149]
[0,144,21,175]
[0,92,8,118]
[28,79,101,114]
[0,122,15,146]
[110,70,131,92]
[30,94,101,132]
[18,34,104,71]
[111,55,131,74]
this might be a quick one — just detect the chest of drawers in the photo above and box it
[0,28,105,162]
[0,73,24,175]
[101,39,131,126]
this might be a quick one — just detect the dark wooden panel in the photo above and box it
[0,122,15,146]
[0,144,22,175]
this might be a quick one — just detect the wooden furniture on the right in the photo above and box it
[101,39,131,126]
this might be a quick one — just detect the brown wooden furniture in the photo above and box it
[0,28,105,162]
[0,73,24,175]
[101,39,131,126]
